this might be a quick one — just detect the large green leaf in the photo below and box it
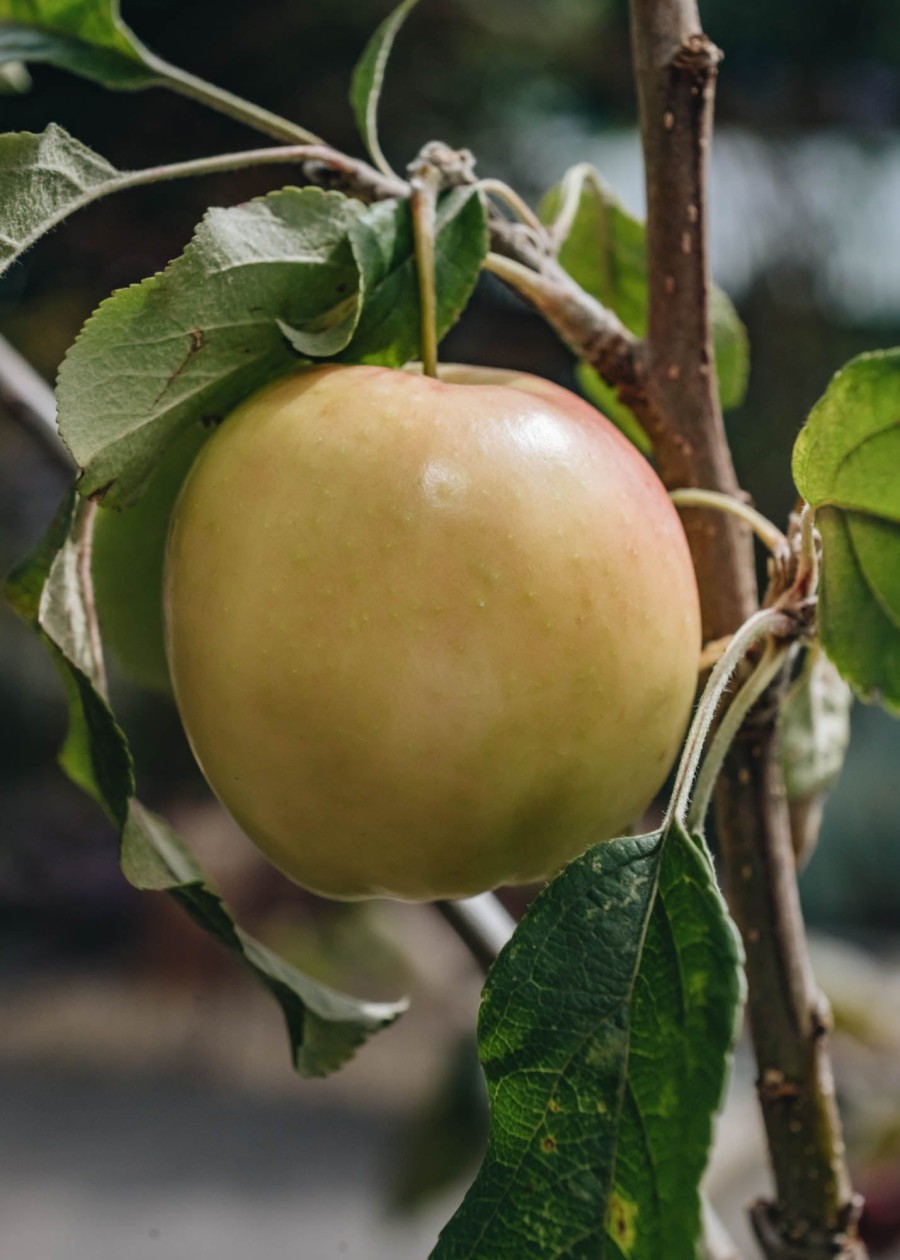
[349,0,421,177]
[793,350,900,712]
[541,166,749,447]
[432,822,744,1260]
[342,185,488,367]
[56,186,365,506]
[0,0,158,88]
[5,496,407,1076]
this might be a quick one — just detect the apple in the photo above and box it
[163,364,701,900]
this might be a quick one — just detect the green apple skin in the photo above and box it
[92,422,208,692]
[163,364,701,901]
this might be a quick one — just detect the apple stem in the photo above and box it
[670,488,789,558]
[408,160,443,378]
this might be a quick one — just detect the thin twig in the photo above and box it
[670,488,789,557]
[436,895,517,976]
[476,178,548,240]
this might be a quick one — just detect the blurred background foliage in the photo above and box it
[1,1,899,1256]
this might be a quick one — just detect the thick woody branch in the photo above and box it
[630,1,755,631]
[629,2,863,1257]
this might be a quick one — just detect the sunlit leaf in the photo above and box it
[541,165,750,448]
[56,186,364,506]
[794,350,900,712]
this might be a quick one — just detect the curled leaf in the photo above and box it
[5,495,407,1077]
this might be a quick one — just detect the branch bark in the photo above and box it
[628,3,864,1257]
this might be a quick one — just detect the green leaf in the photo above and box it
[122,802,407,1076]
[56,186,365,506]
[4,496,407,1076]
[541,165,647,336]
[432,822,744,1260]
[710,284,750,412]
[576,362,652,456]
[276,295,361,358]
[0,0,159,89]
[793,350,900,711]
[793,350,900,522]
[349,0,420,178]
[815,508,900,714]
[540,165,750,430]
[342,186,488,367]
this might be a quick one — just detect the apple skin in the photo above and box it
[163,364,701,901]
